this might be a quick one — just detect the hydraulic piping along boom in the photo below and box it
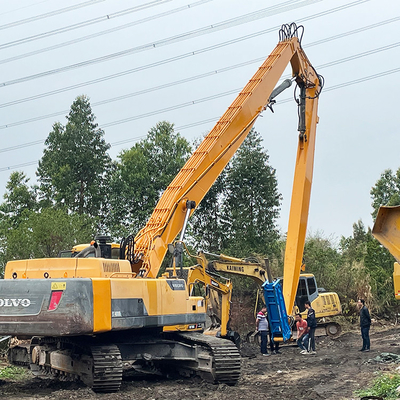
[130,24,323,292]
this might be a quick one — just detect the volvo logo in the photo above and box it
[0,299,31,307]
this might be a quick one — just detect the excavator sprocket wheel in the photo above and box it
[91,344,123,393]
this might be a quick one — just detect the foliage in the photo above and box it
[303,233,341,292]
[355,372,400,399]
[188,173,227,253]
[107,121,191,237]
[190,129,281,261]
[0,365,27,381]
[221,129,281,257]
[364,232,396,313]
[370,168,400,219]
[0,208,96,275]
[0,171,37,228]
[37,95,112,218]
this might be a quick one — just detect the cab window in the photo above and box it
[307,277,317,295]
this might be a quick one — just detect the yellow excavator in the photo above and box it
[163,247,239,344]
[204,252,342,337]
[0,23,323,392]
[372,205,400,299]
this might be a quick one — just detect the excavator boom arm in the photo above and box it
[132,25,321,282]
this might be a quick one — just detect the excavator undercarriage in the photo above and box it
[8,331,240,392]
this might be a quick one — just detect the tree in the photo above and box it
[340,220,368,265]
[370,168,400,219]
[303,233,341,292]
[0,207,97,277]
[107,121,191,237]
[221,129,281,257]
[0,171,37,228]
[188,173,227,253]
[37,95,112,217]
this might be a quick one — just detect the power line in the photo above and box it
[1,60,399,133]
[0,134,147,172]
[0,0,52,17]
[0,0,105,31]
[0,0,298,53]
[0,0,330,86]
[0,0,180,52]
[1,66,399,173]
[1,36,398,130]
[0,0,380,108]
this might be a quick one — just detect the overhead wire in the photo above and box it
[1,0,354,87]
[0,0,52,17]
[1,63,399,147]
[1,64,399,173]
[0,1,387,109]
[0,0,190,53]
[0,0,105,31]
[1,36,399,129]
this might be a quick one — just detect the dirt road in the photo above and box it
[1,325,400,400]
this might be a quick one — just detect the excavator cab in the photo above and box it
[295,275,318,312]
[58,235,120,259]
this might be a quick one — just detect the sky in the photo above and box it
[0,0,399,242]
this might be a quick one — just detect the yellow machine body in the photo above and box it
[372,205,400,299]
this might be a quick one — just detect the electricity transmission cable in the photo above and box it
[1,0,353,87]
[0,0,105,31]
[1,66,399,173]
[0,62,399,133]
[1,36,398,130]
[0,0,195,53]
[0,0,52,17]
[0,0,380,108]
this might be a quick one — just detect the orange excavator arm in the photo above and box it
[129,24,322,280]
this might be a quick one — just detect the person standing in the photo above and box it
[357,299,371,352]
[295,313,309,353]
[268,329,281,354]
[305,300,317,354]
[256,306,270,356]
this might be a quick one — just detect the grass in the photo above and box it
[355,372,400,399]
[0,365,27,381]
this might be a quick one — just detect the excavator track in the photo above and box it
[176,333,241,385]
[91,345,123,393]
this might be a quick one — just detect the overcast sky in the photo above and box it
[0,0,399,242]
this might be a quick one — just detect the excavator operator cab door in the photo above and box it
[295,276,318,312]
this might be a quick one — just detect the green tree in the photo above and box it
[188,173,227,253]
[303,233,341,292]
[221,129,281,257]
[370,168,400,219]
[107,121,191,237]
[0,171,37,228]
[37,95,112,217]
[1,208,96,268]
[364,232,395,313]
[340,220,368,265]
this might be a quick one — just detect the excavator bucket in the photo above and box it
[372,205,400,299]
[263,279,291,341]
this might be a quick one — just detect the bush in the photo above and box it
[355,372,400,399]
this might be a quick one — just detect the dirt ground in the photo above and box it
[1,325,400,400]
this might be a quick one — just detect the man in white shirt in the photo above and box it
[256,306,270,356]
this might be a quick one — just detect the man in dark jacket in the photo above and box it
[357,299,371,351]
[305,300,317,354]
